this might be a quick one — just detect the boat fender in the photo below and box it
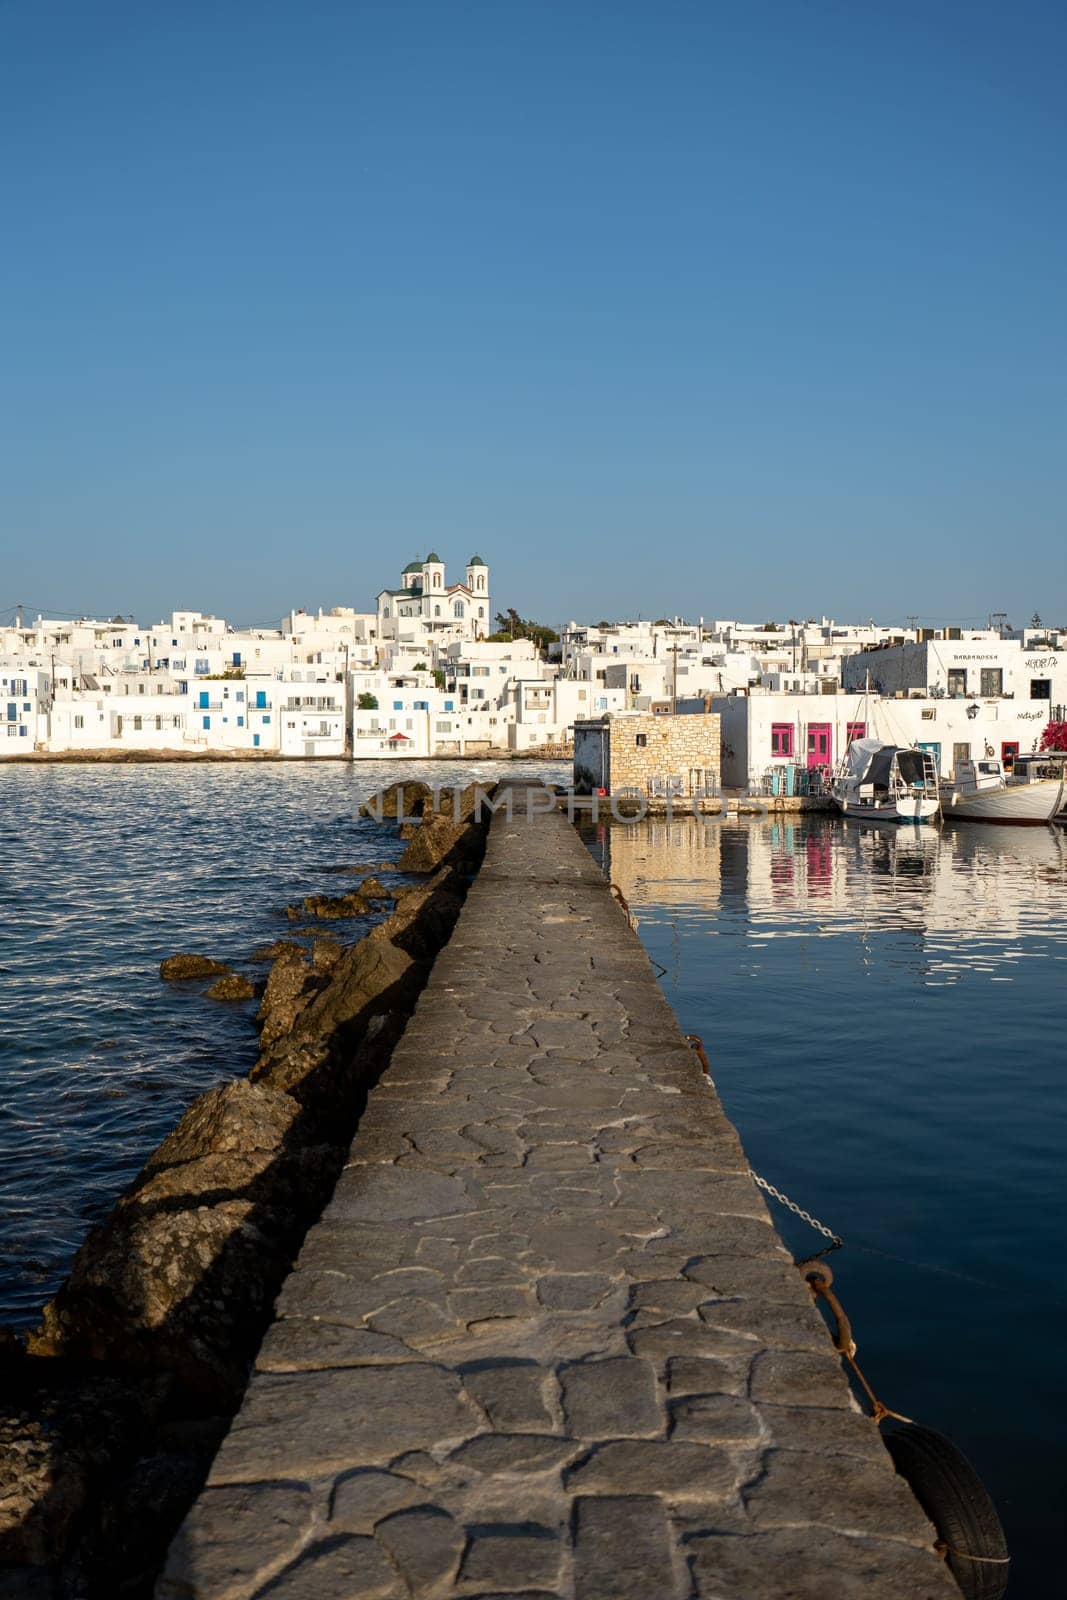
[881,1421,1009,1600]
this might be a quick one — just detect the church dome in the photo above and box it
[468,554,486,566]
[425,550,442,563]
[402,560,423,575]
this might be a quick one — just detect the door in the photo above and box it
[952,742,970,776]
[1001,741,1019,772]
[918,741,942,775]
[806,722,832,770]
[199,690,209,709]
[846,721,866,749]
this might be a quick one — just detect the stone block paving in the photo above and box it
[159,788,957,1599]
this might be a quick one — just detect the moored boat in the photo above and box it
[831,738,941,823]
[941,755,1066,826]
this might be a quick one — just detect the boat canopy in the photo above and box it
[845,739,929,788]
[845,738,897,783]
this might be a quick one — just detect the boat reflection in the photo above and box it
[582,814,1067,984]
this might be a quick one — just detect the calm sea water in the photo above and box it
[580,811,1066,1597]
[0,761,557,1328]
[2,775,1062,1591]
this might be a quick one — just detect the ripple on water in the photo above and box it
[0,759,560,1326]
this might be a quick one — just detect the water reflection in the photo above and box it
[586,815,1067,981]
[578,811,1066,1595]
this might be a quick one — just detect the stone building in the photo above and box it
[573,710,721,796]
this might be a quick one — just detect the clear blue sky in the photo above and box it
[1,0,1063,630]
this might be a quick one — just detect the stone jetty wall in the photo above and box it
[0,783,490,1598]
[159,785,957,1599]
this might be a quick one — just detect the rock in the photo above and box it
[396,815,468,873]
[356,877,392,901]
[205,973,255,1002]
[28,1082,337,1400]
[28,1199,315,1404]
[0,1371,161,1568]
[311,938,343,971]
[375,869,466,959]
[427,781,482,821]
[141,1081,301,1172]
[159,955,231,982]
[251,940,302,963]
[251,930,418,1101]
[90,1450,212,1594]
[256,948,326,1051]
[359,781,431,820]
[286,891,372,922]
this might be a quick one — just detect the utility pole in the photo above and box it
[992,611,1007,639]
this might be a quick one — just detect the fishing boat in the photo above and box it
[831,738,941,823]
[941,755,1066,826]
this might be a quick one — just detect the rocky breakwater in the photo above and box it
[0,783,490,1600]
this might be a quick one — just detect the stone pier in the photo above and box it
[159,787,957,1599]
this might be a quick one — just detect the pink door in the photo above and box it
[806,723,832,770]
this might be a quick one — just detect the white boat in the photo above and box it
[942,756,1065,826]
[831,738,941,823]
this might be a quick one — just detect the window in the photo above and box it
[237,716,244,727]
[952,741,970,773]
[846,721,866,745]
[453,600,465,618]
[770,723,793,757]
[74,715,84,729]
[921,708,936,721]
[1031,678,1052,700]
[444,699,454,711]
[947,668,967,697]
[262,715,271,724]
[202,716,211,730]
[393,700,403,710]
[980,668,1003,697]
[133,715,142,731]
[635,733,648,748]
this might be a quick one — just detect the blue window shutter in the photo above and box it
[256,690,266,709]
[202,715,211,730]
[393,700,403,710]
[262,715,271,725]
[237,716,244,727]
[253,733,260,747]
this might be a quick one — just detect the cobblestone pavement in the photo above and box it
[159,788,958,1599]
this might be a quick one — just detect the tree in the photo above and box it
[413,661,428,672]
[489,608,559,653]
[1031,612,1043,628]
[1040,721,1067,752]
[357,692,379,710]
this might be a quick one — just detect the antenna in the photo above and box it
[991,611,1007,638]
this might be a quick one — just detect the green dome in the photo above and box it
[425,549,442,563]
[402,560,423,574]
[468,554,486,566]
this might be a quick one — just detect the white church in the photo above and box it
[375,553,491,643]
